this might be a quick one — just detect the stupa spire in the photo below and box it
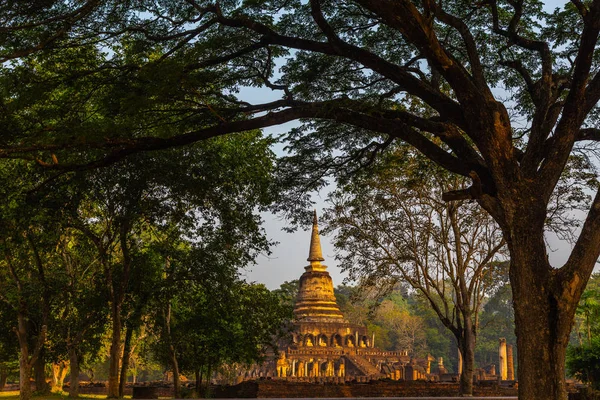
[294,209,345,321]
[307,210,325,264]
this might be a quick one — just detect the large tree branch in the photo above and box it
[3,99,487,188]
[430,5,487,89]
[210,5,466,126]
[355,0,492,106]
[558,187,600,302]
[584,71,600,113]
[489,0,552,87]
[538,5,600,197]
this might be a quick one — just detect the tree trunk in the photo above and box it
[118,323,134,398]
[509,218,579,400]
[68,348,80,398]
[458,324,476,397]
[170,350,180,399]
[204,365,212,398]
[0,368,7,390]
[513,281,573,400]
[51,361,69,392]
[195,369,201,397]
[107,302,122,398]
[19,355,32,400]
[15,307,46,400]
[33,352,48,394]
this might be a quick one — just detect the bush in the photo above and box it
[567,338,600,390]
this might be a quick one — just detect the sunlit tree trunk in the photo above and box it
[51,361,69,392]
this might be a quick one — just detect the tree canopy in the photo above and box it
[1,1,600,399]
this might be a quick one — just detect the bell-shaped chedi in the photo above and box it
[294,211,346,321]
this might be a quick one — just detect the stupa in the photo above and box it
[242,211,414,381]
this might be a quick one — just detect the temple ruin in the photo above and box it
[238,212,516,384]
[243,211,426,381]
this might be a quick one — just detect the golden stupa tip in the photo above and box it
[307,210,325,262]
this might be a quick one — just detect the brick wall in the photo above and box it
[212,379,519,398]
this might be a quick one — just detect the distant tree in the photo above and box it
[153,270,291,398]
[374,295,428,357]
[573,273,600,346]
[326,148,507,395]
[0,161,68,400]
[273,280,300,309]
[566,274,600,390]
[567,338,600,391]
[52,131,274,398]
[45,232,109,397]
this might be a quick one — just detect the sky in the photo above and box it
[240,0,590,290]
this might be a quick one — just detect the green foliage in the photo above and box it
[152,267,292,377]
[572,274,600,347]
[567,338,600,390]
[476,283,516,367]
[272,280,299,309]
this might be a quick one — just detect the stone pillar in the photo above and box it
[372,333,375,348]
[458,347,463,375]
[507,344,515,380]
[437,357,447,374]
[292,360,296,377]
[498,338,507,380]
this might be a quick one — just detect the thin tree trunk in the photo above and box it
[204,365,212,398]
[0,367,7,390]
[458,324,476,397]
[119,323,135,397]
[107,302,122,398]
[163,301,180,399]
[170,350,180,399]
[195,369,201,397]
[33,350,48,394]
[68,348,80,398]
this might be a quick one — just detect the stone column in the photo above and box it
[507,344,515,380]
[498,338,507,380]
[437,357,447,374]
[457,347,463,375]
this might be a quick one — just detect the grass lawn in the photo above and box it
[0,392,133,400]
